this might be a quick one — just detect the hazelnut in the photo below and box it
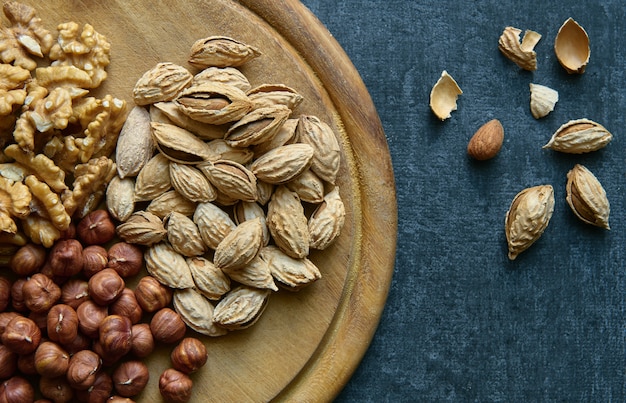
[77,300,108,338]
[0,345,17,379]
[110,288,143,324]
[39,261,69,286]
[22,273,61,313]
[88,268,125,306]
[16,351,37,376]
[171,337,208,374]
[82,245,109,278]
[61,330,92,355]
[0,276,10,312]
[67,350,102,390]
[159,368,193,403]
[39,376,74,403]
[99,315,133,358]
[75,371,112,403]
[9,243,46,276]
[61,279,90,310]
[77,210,116,246]
[0,376,35,403]
[10,278,27,312]
[134,276,172,312]
[48,239,84,277]
[130,323,154,358]
[1,316,41,354]
[150,308,186,344]
[107,243,143,278]
[35,341,70,378]
[112,360,149,397]
[47,304,79,345]
[0,312,20,339]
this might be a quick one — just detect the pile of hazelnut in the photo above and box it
[0,209,206,402]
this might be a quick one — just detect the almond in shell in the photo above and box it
[308,187,346,250]
[259,245,322,291]
[212,286,270,330]
[267,186,310,259]
[172,288,228,337]
[186,257,231,300]
[145,242,195,289]
[214,217,264,271]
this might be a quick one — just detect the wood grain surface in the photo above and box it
[15,1,397,401]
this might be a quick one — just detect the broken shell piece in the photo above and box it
[566,164,610,229]
[529,83,558,119]
[429,71,462,121]
[554,18,590,74]
[543,118,612,154]
[498,27,542,71]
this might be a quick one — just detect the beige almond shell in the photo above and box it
[192,66,251,92]
[554,18,590,74]
[505,185,555,260]
[164,211,207,257]
[151,102,226,140]
[193,202,237,250]
[285,169,325,204]
[247,84,304,110]
[144,242,195,289]
[106,175,135,222]
[259,245,322,291]
[169,162,217,203]
[146,190,197,219]
[205,139,254,165]
[308,187,346,250]
[250,143,314,185]
[566,164,610,229]
[116,211,167,246]
[221,254,278,292]
[212,286,271,330]
[174,83,252,125]
[133,62,193,106]
[198,160,258,203]
[214,217,264,271]
[498,27,542,71]
[188,36,261,68]
[429,70,463,121]
[151,122,217,164]
[543,118,612,154]
[115,106,154,178]
[134,153,171,202]
[224,105,291,148]
[186,257,231,300]
[252,118,298,157]
[267,186,310,259]
[172,288,228,337]
[233,201,270,246]
[529,84,559,119]
[295,115,341,184]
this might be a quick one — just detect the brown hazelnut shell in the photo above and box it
[1,316,42,355]
[48,239,84,277]
[9,243,46,276]
[107,242,143,278]
[88,268,125,306]
[150,308,186,344]
[0,345,17,379]
[112,360,150,397]
[67,350,101,390]
[0,376,35,403]
[47,304,79,346]
[39,376,74,403]
[22,273,61,313]
[171,337,208,374]
[35,341,70,378]
[159,368,193,403]
[77,210,116,246]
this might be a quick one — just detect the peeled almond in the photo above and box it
[554,18,590,74]
[529,83,558,119]
[467,119,504,160]
[429,70,462,121]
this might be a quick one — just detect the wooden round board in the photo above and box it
[20,0,397,401]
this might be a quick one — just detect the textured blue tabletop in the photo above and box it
[299,1,626,401]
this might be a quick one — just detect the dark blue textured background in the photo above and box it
[299,1,626,401]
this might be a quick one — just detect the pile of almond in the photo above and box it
[106,36,346,335]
